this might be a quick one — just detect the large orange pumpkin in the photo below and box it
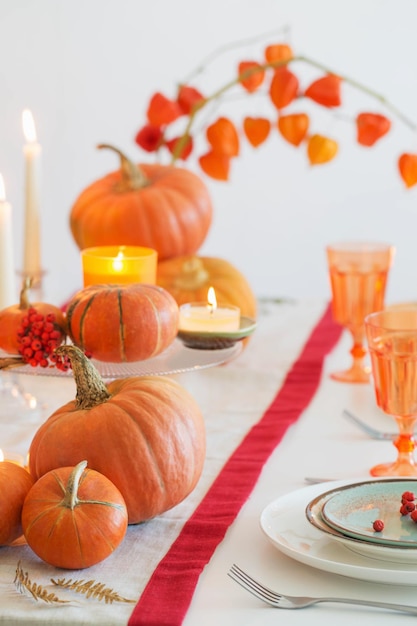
[157,255,257,319]
[22,460,128,569]
[28,346,206,524]
[66,283,179,362]
[69,145,213,260]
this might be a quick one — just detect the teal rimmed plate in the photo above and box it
[321,479,417,547]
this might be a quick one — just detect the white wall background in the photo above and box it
[1,0,417,306]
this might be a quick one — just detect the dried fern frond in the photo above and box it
[51,577,136,604]
[14,562,69,605]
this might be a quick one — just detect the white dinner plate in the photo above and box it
[306,487,417,564]
[260,480,417,585]
[321,479,417,547]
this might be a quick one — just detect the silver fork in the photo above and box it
[342,409,397,440]
[227,564,417,614]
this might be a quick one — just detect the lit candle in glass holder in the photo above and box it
[81,245,158,286]
[179,287,240,333]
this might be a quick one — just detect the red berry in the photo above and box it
[411,510,417,523]
[402,491,416,501]
[372,519,384,532]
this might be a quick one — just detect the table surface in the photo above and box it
[1,298,415,626]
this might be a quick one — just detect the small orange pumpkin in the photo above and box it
[66,283,179,362]
[0,279,66,355]
[157,255,257,320]
[69,145,213,261]
[28,346,206,524]
[22,460,128,569]
[0,462,34,546]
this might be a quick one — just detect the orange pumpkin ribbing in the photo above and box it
[66,283,179,362]
[70,159,213,261]
[28,370,206,524]
[157,255,257,319]
[22,461,128,569]
[0,462,34,546]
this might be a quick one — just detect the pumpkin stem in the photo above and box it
[62,460,87,510]
[19,277,33,310]
[54,345,111,410]
[173,257,210,290]
[97,144,149,191]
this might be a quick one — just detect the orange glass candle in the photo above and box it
[81,245,157,286]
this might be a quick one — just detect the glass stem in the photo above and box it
[349,325,367,369]
[394,416,417,464]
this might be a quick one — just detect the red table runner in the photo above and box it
[129,302,342,626]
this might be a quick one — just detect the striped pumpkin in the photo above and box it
[65,284,179,362]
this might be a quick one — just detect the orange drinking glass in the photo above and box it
[365,308,417,477]
[326,242,394,383]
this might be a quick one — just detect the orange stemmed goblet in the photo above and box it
[326,242,394,383]
[365,308,417,477]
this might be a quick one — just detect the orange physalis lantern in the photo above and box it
[304,75,342,108]
[356,113,391,146]
[269,67,299,110]
[177,85,205,114]
[199,151,230,181]
[165,135,193,160]
[264,43,293,64]
[243,117,271,147]
[398,153,417,188]
[135,124,164,152]
[238,61,265,93]
[147,92,182,126]
[206,117,239,157]
[307,134,338,165]
[278,113,309,146]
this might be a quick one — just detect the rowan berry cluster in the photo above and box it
[400,490,417,522]
[16,307,69,370]
[372,490,417,533]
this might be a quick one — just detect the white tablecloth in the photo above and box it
[1,298,415,625]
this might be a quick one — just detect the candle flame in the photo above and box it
[207,286,217,311]
[22,108,37,143]
[0,449,4,462]
[112,251,125,272]
[0,174,5,202]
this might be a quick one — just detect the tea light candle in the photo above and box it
[22,108,42,278]
[179,287,240,332]
[81,245,158,286]
[0,174,16,309]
